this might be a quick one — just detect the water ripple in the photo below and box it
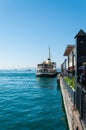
[0,70,69,130]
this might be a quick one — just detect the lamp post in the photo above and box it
[65,59,67,70]
[64,59,67,76]
[72,51,75,76]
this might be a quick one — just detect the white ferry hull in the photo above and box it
[36,72,57,77]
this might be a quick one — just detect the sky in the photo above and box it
[0,0,86,69]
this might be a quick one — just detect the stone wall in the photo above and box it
[60,77,83,130]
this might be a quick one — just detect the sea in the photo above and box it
[0,69,69,130]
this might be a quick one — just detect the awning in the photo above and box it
[64,45,75,56]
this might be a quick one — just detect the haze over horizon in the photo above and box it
[0,0,86,69]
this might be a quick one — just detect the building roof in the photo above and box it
[64,45,75,56]
[74,29,86,38]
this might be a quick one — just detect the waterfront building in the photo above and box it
[64,45,76,76]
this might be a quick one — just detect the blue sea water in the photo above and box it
[0,70,69,130]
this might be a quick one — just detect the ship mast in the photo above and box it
[48,46,51,62]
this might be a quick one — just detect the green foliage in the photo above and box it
[64,76,75,90]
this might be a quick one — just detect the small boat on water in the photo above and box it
[36,47,57,77]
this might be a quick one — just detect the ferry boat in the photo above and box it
[36,47,57,77]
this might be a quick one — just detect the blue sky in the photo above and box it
[0,0,86,69]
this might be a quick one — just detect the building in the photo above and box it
[64,45,76,76]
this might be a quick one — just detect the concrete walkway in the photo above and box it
[60,77,83,130]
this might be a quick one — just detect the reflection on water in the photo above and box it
[36,77,57,88]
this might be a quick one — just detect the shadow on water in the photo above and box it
[56,82,61,90]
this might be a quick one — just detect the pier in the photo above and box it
[60,29,86,130]
[59,76,83,130]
